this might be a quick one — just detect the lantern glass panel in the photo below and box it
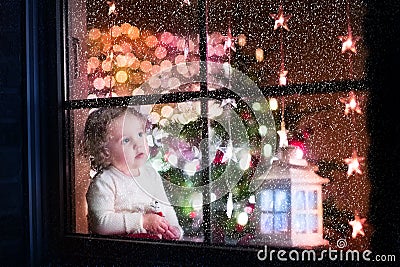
[307,191,318,210]
[274,189,289,212]
[274,213,289,232]
[308,214,318,233]
[294,191,306,210]
[294,214,306,233]
[259,188,290,234]
[260,213,274,234]
[260,189,273,212]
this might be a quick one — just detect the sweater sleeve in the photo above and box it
[86,174,145,235]
[149,168,184,239]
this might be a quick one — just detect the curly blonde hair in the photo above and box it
[81,106,147,174]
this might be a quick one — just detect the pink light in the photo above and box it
[160,32,174,44]
[93,77,105,90]
[155,46,167,59]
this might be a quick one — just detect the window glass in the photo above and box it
[294,214,306,233]
[307,190,318,210]
[207,0,366,88]
[258,188,290,235]
[274,213,288,232]
[65,0,371,251]
[294,190,305,210]
[308,214,318,233]
[260,213,273,234]
[68,0,201,101]
[274,189,289,212]
[260,190,273,212]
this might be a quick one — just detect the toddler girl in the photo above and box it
[82,106,183,240]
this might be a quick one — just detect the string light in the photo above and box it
[340,0,364,177]
[349,211,367,238]
[269,3,292,148]
[269,5,291,31]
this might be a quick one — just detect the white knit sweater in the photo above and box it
[86,163,183,238]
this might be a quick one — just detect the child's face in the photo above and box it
[106,112,149,176]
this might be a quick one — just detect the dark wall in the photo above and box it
[0,0,28,266]
[365,0,400,256]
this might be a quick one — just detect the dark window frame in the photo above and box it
[31,0,398,265]
[61,0,368,259]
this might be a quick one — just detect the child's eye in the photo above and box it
[122,137,130,144]
[138,132,145,138]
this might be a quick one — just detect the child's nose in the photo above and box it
[133,139,146,150]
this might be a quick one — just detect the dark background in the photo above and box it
[0,0,399,266]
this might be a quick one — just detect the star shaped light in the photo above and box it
[217,140,243,163]
[181,0,191,7]
[224,28,236,53]
[344,150,364,176]
[349,211,367,238]
[277,123,289,148]
[220,98,237,108]
[278,69,288,86]
[107,1,117,16]
[338,32,360,53]
[269,5,292,31]
[340,91,362,115]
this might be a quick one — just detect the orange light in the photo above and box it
[255,48,264,62]
[145,35,158,48]
[115,70,128,83]
[237,34,247,47]
[101,58,112,72]
[160,31,174,44]
[160,60,172,71]
[120,23,132,35]
[127,26,140,40]
[140,61,152,73]
[110,25,122,38]
[88,28,101,40]
[87,57,100,70]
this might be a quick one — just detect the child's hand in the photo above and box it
[162,225,181,240]
[142,213,170,234]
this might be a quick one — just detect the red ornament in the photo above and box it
[213,150,225,164]
[235,224,244,232]
[241,112,251,120]
[189,211,197,219]
[288,140,306,156]
[249,157,254,168]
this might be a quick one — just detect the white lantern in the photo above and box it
[252,146,329,247]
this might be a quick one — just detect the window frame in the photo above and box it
[37,0,379,265]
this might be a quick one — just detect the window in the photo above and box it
[293,190,318,233]
[63,0,370,256]
[259,189,290,234]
